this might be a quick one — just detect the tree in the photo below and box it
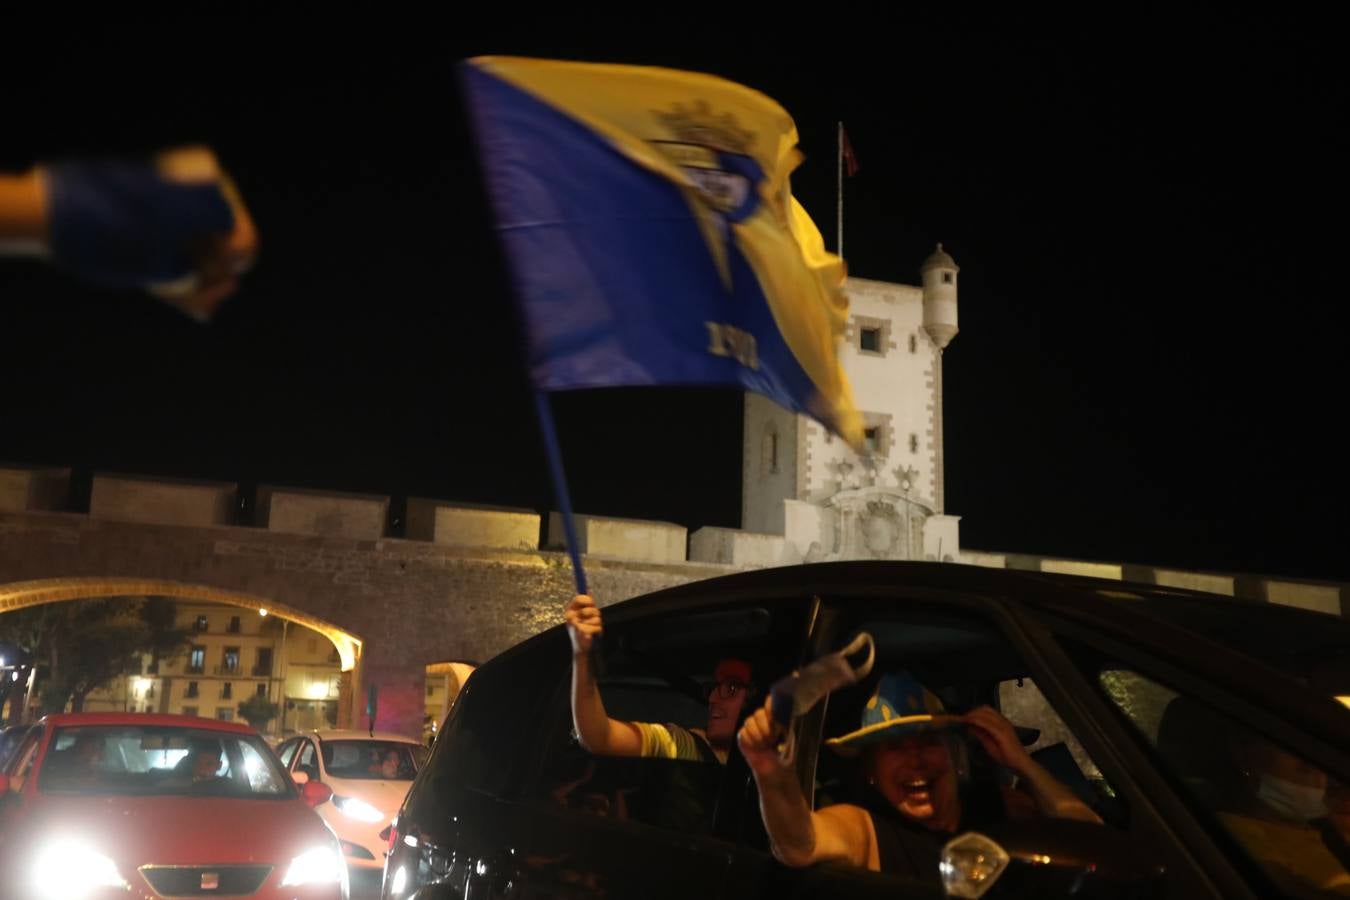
[0,596,195,715]
[237,694,281,731]
[138,597,194,673]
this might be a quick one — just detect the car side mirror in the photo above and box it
[292,770,309,786]
[302,780,333,807]
[941,820,1165,900]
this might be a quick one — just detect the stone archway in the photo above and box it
[0,577,365,729]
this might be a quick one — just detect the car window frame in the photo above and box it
[1047,612,1350,790]
[276,737,299,769]
[6,725,43,791]
[802,584,1250,900]
[297,737,320,779]
[1035,607,1331,900]
[514,592,816,851]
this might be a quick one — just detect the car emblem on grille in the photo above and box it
[200,871,220,890]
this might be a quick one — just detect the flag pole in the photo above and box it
[532,389,603,674]
[836,121,844,259]
[532,390,588,597]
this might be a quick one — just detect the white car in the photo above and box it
[274,730,429,873]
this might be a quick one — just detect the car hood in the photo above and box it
[14,793,334,867]
[323,776,412,818]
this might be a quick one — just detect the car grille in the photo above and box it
[139,864,273,897]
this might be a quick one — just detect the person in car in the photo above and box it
[738,671,1101,878]
[162,739,228,789]
[1218,737,1350,896]
[371,749,401,779]
[565,593,753,765]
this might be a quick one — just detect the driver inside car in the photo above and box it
[738,671,1101,878]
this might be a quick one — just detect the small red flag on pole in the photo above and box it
[841,125,860,176]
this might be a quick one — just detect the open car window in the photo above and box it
[812,600,1123,828]
[529,598,808,846]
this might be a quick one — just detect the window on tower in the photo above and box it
[761,427,780,476]
[864,428,881,454]
[859,327,881,352]
[942,272,954,284]
[910,434,920,454]
[909,334,917,353]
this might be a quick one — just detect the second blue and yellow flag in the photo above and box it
[460,56,864,449]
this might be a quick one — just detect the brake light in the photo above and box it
[382,820,398,852]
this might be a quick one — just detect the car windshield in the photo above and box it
[321,740,426,780]
[38,725,293,798]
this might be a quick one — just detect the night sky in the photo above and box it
[2,13,1345,580]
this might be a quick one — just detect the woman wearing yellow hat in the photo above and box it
[738,671,1100,878]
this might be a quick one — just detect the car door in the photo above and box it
[724,576,1230,900]
[1040,598,1350,900]
[388,590,813,900]
[722,587,1024,900]
[296,737,321,782]
[0,723,43,833]
[517,594,814,900]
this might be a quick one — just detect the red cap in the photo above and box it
[714,658,753,684]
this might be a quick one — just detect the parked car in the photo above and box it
[275,730,429,876]
[385,561,1350,900]
[0,712,348,899]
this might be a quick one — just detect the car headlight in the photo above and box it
[281,846,346,886]
[333,794,385,823]
[31,837,127,898]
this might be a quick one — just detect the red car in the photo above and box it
[0,712,348,899]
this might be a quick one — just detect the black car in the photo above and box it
[383,562,1350,900]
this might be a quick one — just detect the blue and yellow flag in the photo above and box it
[460,56,864,449]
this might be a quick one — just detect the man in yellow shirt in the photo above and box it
[564,594,752,765]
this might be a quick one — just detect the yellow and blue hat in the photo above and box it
[825,671,963,756]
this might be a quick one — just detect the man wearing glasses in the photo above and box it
[565,594,753,765]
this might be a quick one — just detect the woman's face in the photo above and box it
[868,731,960,829]
[1264,746,1327,790]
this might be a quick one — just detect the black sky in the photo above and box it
[2,13,1345,580]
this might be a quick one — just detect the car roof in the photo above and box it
[307,729,422,744]
[587,560,1347,643]
[40,712,257,735]
[481,561,1350,748]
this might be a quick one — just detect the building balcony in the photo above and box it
[214,664,242,676]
